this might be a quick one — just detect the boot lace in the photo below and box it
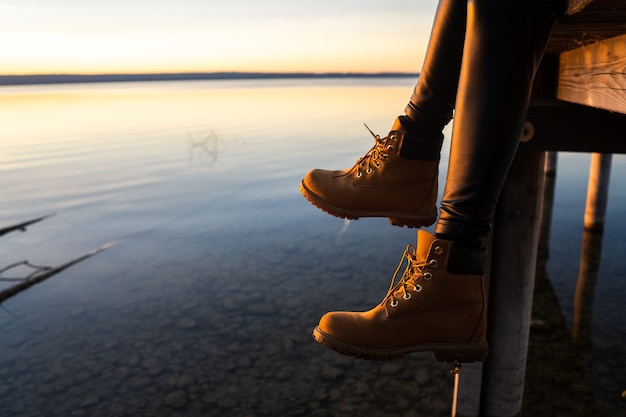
[353,124,396,178]
[385,245,432,307]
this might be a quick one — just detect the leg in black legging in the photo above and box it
[435,0,565,248]
[405,0,467,135]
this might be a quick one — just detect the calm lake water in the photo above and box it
[0,78,624,417]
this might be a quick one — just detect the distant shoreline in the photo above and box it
[0,72,419,87]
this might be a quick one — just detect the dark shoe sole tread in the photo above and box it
[299,182,436,228]
[313,326,488,363]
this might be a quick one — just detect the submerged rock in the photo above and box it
[164,390,188,409]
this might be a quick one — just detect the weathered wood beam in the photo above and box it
[519,99,626,153]
[567,0,595,15]
[548,0,626,53]
[557,33,626,113]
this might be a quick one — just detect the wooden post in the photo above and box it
[584,153,612,231]
[573,152,611,349]
[538,152,558,259]
[455,362,484,417]
[481,150,546,417]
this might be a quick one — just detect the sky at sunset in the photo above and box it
[0,0,439,75]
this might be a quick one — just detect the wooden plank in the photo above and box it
[557,34,626,113]
[520,99,626,153]
[548,0,626,53]
[567,0,596,15]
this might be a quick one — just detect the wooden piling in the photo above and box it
[481,150,546,417]
[455,362,484,417]
[573,152,611,349]
[538,152,558,260]
[584,153,612,231]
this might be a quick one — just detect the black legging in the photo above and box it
[406,0,565,247]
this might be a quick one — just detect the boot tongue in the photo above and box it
[416,230,437,259]
[390,116,405,132]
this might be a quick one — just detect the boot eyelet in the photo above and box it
[429,259,438,268]
[390,300,399,307]
[434,246,443,255]
[356,171,362,178]
[389,134,396,140]
[423,272,432,280]
[403,293,411,300]
[414,285,422,292]
[387,146,394,151]
[366,168,373,174]
[382,154,389,160]
[375,162,381,168]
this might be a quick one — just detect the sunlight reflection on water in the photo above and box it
[0,79,624,417]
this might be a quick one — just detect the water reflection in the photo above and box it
[526,250,599,417]
[186,128,247,169]
[188,128,221,167]
[524,153,611,416]
[572,228,604,354]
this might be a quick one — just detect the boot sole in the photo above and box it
[312,326,488,363]
[299,181,437,228]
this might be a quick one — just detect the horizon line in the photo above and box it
[0,71,420,87]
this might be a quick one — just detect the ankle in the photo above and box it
[448,243,486,275]
[398,116,443,161]
[435,233,487,275]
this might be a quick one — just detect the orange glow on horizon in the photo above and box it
[0,2,437,77]
[0,40,427,76]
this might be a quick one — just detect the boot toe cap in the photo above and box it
[303,169,348,194]
[317,311,348,336]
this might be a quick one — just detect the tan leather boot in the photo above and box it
[299,118,438,228]
[313,230,488,363]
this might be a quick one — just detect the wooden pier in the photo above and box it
[455,1,626,416]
